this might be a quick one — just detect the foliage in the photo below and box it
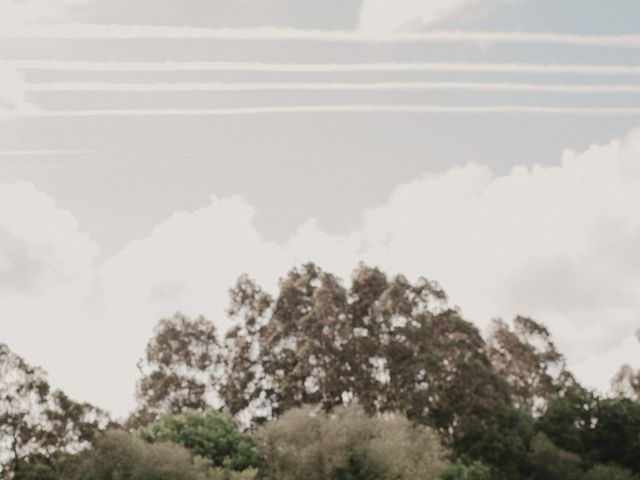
[452,407,533,480]
[441,461,492,480]
[611,364,640,401]
[534,385,595,455]
[207,467,258,480]
[527,433,582,480]
[11,454,65,480]
[5,263,640,480]
[586,398,640,472]
[487,316,574,413]
[254,403,447,480]
[138,410,259,471]
[221,264,511,442]
[585,464,640,480]
[0,344,110,479]
[133,313,220,424]
[537,388,640,473]
[67,430,211,480]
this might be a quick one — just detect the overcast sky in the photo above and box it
[1,0,640,418]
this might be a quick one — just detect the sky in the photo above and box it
[1,0,640,418]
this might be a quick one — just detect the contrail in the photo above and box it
[2,25,640,47]
[12,105,640,117]
[7,60,640,75]
[24,81,640,94]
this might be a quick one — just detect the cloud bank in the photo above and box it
[1,127,639,417]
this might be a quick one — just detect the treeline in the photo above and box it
[1,263,640,480]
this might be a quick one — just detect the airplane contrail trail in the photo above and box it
[2,25,640,48]
[24,81,640,94]
[7,61,640,75]
[11,105,640,117]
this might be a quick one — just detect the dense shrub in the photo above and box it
[67,430,210,480]
[138,410,259,471]
[527,433,582,480]
[585,464,640,480]
[254,404,447,480]
[441,461,492,480]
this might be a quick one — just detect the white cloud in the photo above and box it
[355,130,640,371]
[2,127,640,416]
[0,181,100,403]
[98,126,640,410]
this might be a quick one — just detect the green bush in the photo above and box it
[138,410,259,471]
[527,433,582,480]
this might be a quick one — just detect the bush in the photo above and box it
[527,433,582,480]
[441,461,492,480]
[585,464,640,480]
[138,410,259,471]
[67,430,210,480]
[254,403,447,480]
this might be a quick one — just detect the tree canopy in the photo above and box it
[0,344,110,479]
[2,262,639,480]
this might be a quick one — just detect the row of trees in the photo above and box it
[2,263,640,479]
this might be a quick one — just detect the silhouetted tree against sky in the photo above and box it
[220,274,274,423]
[0,344,109,479]
[611,364,640,401]
[487,316,575,413]
[133,313,220,424]
[220,264,512,451]
[4,263,640,480]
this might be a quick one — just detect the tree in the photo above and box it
[585,398,640,473]
[220,264,518,477]
[221,264,511,440]
[0,344,109,479]
[133,313,220,423]
[137,410,259,472]
[535,385,596,456]
[537,388,640,474]
[453,407,533,480]
[344,267,505,432]
[611,364,640,401]
[219,275,273,422]
[251,264,353,415]
[254,404,447,480]
[487,316,574,413]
